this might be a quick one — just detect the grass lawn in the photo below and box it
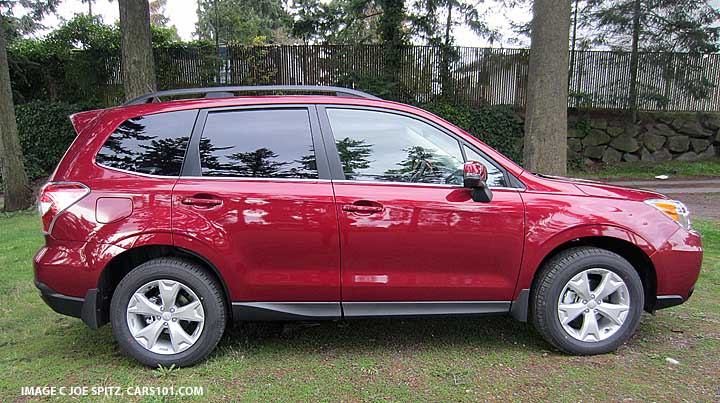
[569,157,720,180]
[1,212,719,403]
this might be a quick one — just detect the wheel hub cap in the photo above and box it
[557,268,630,342]
[126,279,205,355]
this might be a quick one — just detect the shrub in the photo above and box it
[15,101,100,181]
[418,100,524,164]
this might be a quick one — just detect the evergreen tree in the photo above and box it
[196,0,292,45]
[582,0,720,120]
[290,0,384,44]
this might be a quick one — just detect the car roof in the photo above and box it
[105,94,419,117]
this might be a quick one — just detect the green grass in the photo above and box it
[1,213,719,402]
[570,157,720,180]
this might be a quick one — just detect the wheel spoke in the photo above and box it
[558,302,586,325]
[127,293,162,317]
[579,311,601,342]
[594,272,624,301]
[173,300,204,322]
[567,272,592,300]
[134,320,164,349]
[168,322,195,352]
[597,303,629,326]
[158,280,180,309]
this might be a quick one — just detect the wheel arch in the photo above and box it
[529,236,657,314]
[95,244,233,327]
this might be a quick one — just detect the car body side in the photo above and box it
[33,96,703,329]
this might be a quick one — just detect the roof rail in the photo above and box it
[123,85,381,105]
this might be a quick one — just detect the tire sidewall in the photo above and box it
[110,261,225,367]
[543,253,644,354]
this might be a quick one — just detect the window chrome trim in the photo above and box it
[95,162,181,179]
[330,179,522,191]
[180,176,332,183]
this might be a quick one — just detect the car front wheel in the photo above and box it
[110,258,226,367]
[531,247,644,355]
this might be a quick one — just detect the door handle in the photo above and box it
[342,202,384,214]
[181,197,223,207]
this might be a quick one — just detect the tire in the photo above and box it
[110,258,227,367]
[531,247,644,355]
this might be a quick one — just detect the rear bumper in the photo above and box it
[34,280,106,329]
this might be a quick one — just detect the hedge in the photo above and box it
[15,101,99,181]
[419,101,524,163]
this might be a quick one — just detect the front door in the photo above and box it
[318,107,525,316]
[172,106,341,317]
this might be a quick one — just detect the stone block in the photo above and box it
[642,132,666,152]
[675,151,698,162]
[582,130,611,147]
[667,136,690,153]
[690,138,710,153]
[610,135,640,153]
[623,153,640,162]
[652,149,672,161]
[602,147,622,163]
[583,145,607,159]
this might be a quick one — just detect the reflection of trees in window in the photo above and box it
[202,143,318,179]
[227,148,289,178]
[97,117,162,173]
[382,146,451,184]
[199,137,233,175]
[336,137,372,179]
[295,147,318,175]
[137,136,189,175]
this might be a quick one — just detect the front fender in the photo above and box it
[512,224,655,299]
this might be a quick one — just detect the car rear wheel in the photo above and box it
[531,247,644,355]
[110,258,226,367]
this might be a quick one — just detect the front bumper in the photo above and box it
[34,280,106,329]
[651,227,702,309]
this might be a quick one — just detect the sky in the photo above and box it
[38,0,533,48]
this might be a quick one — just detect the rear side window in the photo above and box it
[199,109,318,179]
[96,110,197,176]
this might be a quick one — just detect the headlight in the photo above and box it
[644,199,691,230]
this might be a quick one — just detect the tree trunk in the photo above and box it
[378,0,405,98]
[627,0,641,123]
[523,0,571,175]
[0,23,32,211]
[440,1,454,98]
[119,0,156,101]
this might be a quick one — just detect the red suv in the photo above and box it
[34,86,702,367]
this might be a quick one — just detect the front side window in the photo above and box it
[326,109,465,185]
[464,146,507,187]
[96,110,197,176]
[199,109,318,179]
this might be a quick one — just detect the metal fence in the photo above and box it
[99,45,720,111]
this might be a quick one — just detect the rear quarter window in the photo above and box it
[96,110,197,176]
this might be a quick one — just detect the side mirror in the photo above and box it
[463,161,493,203]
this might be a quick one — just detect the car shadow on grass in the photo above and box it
[217,315,549,356]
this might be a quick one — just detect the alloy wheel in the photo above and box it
[126,279,205,355]
[557,268,631,342]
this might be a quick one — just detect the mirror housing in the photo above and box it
[463,161,493,203]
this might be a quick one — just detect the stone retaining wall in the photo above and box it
[566,111,720,164]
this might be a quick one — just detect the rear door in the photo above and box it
[172,105,341,317]
[318,106,525,315]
